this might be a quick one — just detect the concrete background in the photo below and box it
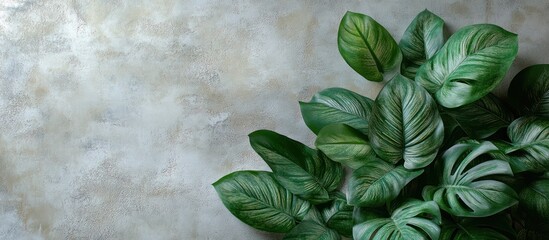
[0,0,547,239]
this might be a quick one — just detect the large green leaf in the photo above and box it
[443,93,514,139]
[415,24,518,108]
[249,130,343,203]
[519,179,549,221]
[213,171,311,233]
[321,192,353,237]
[315,124,374,169]
[508,64,549,117]
[348,158,423,207]
[369,74,444,169]
[300,88,374,135]
[338,11,402,82]
[423,141,518,217]
[399,9,444,79]
[440,214,515,240]
[506,116,549,172]
[353,199,441,240]
[283,221,340,240]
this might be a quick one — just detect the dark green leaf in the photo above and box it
[249,130,343,203]
[315,124,374,169]
[399,9,444,79]
[283,221,340,240]
[321,193,353,237]
[416,24,518,108]
[300,88,374,135]
[519,179,549,221]
[423,141,518,217]
[440,214,515,240]
[506,116,549,172]
[213,171,311,233]
[443,93,514,139]
[508,64,549,117]
[338,11,402,81]
[369,74,444,169]
[348,158,423,207]
[353,199,441,240]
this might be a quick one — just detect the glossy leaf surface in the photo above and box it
[506,116,549,172]
[283,221,340,240]
[399,10,444,79]
[300,88,373,135]
[443,93,514,139]
[423,141,518,217]
[508,64,549,117]
[353,199,441,240]
[316,124,374,169]
[348,158,423,207]
[213,171,311,232]
[416,24,518,108]
[369,74,444,169]
[249,130,343,203]
[338,11,402,81]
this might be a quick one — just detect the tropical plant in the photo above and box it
[213,9,549,239]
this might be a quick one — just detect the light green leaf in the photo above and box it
[416,24,518,108]
[283,221,340,240]
[353,199,441,240]
[348,158,423,207]
[321,192,353,237]
[213,171,311,233]
[315,124,374,169]
[300,88,374,135]
[399,9,444,79]
[423,141,518,217]
[508,64,549,117]
[443,93,514,139]
[440,214,515,240]
[338,11,402,81]
[519,179,549,221]
[249,130,343,204]
[506,116,549,172]
[369,74,444,169]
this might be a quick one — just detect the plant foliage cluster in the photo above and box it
[214,9,549,239]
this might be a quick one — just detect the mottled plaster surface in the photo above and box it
[0,0,547,239]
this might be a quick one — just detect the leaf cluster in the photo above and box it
[214,9,549,239]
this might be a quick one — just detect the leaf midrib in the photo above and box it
[351,18,383,73]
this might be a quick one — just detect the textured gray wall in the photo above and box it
[0,0,548,239]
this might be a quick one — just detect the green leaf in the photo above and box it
[506,116,549,172]
[519,179,549,221]
[353,199,441,240]
[315,124,374,169]
[399,9,444,79]
[249,130,343,203]
[440,214,515,240]
[283,221,340,240]
[300,88,374,135]
[348,158,423,207]
[337,11,402,81]
[416,24,518,108]
[369,74,444,169]
[321,193,354,237]
[213,171,311,233]
[443,93,514,139]
[440,113,467,151]
[423,141,518,217]
[508,64,549,117]
[353,206,388,226]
